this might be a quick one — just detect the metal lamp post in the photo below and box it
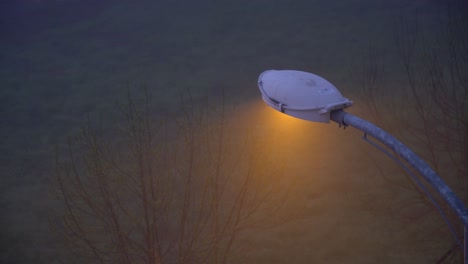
[257,69,468,262]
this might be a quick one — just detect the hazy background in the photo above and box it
[1,0,464,263]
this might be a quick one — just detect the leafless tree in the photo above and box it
[355,1,467,262]
[52,88,297,264]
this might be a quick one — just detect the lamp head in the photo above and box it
[258,70,353,123]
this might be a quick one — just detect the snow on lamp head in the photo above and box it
[258,70,353,123]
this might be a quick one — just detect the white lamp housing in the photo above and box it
[258,70,353,123]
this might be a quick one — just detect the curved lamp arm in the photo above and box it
[331,109,468,227]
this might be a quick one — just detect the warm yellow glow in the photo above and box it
[240,99,304,127]
[268,106,303,125]
[237,99,345,160]
[231,99,320,154]
[254,100,314,136]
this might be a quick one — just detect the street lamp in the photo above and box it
[258,69,468,261]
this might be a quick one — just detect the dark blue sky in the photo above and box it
[1,0,115,42]
[1,0,466,263]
